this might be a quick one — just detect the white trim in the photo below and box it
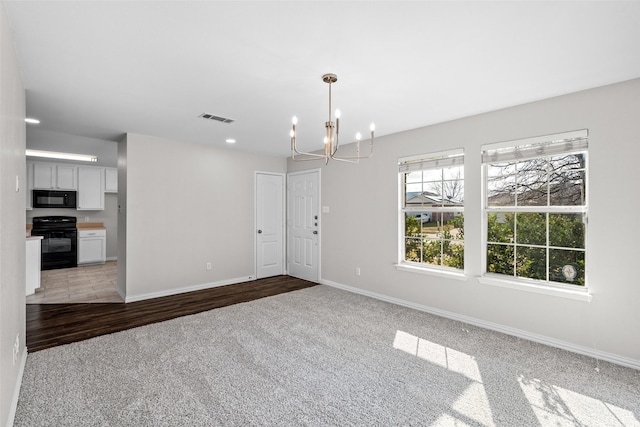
[486,206,587,214]
[481,129,588,152]
[394,263,467,281]
[6,348,27,427]
[319,279,639,371]
[106,256,117,261]
[478,275,592,302]
[125,275,255,303]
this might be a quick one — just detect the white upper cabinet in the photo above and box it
[27,161,111,210]
[105,167,118,193]
[56,164,77,190]
[77,166,104,210]
[32,162,77,190]
[32,162,54,189]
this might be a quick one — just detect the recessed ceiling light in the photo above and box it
[25,118,40,124]
[226,139,236,144]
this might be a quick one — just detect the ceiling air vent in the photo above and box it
[199,113,235,124]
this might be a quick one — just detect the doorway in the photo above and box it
[287,169,320,282]
[255,172,285,279]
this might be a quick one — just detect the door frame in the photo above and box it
[254,171,286,278]
[286,168,321,282]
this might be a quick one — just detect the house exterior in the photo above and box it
[406,191,462,223]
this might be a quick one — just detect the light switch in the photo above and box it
[16,175,19,192]
[322,206,330,213]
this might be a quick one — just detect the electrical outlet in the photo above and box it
[355,267,361,276]
[206,262,212,271]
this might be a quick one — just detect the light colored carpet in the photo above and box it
[15,285,640,426]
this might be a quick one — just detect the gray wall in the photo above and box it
[119,133,287,301]
[0,1,26,425]
[26,128,118,168]
[288,78,640,366]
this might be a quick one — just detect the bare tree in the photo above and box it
[487,154,586,206]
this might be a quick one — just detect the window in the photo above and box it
[482,130,588,288]
[399,149,464,271]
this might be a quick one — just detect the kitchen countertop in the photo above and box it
[78,222,106,230]
[26,235,43,241]
[25,222,106,236]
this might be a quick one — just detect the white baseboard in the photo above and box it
[320,278,640,371]
[125,275,256,303]
[6,348,27,427]
[106,256,117,261]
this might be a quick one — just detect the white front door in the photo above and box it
[287,170,320,282]
[256,172,285,279]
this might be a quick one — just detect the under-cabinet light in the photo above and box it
[26,149,98,163]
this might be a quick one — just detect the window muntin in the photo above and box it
[482,131,588,288]
[400,150,464,271]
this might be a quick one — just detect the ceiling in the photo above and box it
[5,1,640,158]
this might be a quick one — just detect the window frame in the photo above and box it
[397,148,465,276]
[480,130,590,295]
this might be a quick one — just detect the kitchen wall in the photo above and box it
[26,128,118,168]
[26,129,119,259]
[0,1,27,425]
[119,133,287,301]
[26,193,118,260]
[288,78,640,367]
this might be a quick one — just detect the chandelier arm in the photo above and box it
[328,156,360,164]
[292,148,327,159]
[330,153,373,161]
[290,72,374,164]
[293,154,330,162]
[329,137,374,161]
[292,137,328,161]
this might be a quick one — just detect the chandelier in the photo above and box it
[290,73,375,164]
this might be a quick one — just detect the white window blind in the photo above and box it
[482,130,588,164]
[399,148,464,173]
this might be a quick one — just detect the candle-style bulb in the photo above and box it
[356,132,362,141]
[335,109,341,119]
[370,123,375,132]
[292,116,298,125]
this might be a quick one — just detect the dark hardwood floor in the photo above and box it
[26,275,317,352]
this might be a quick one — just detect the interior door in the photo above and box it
[256,172,285,279]
[287,170,320,282]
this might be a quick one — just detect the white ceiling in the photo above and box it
[5,1,640,158]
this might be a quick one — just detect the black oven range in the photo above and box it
[30,216,78,270]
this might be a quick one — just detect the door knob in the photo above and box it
[257,230,262,234]
[313,231,318,234]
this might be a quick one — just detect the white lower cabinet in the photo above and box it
[26,236,42,295]
[78,229,106,265]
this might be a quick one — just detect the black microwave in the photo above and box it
[33,190,77,209]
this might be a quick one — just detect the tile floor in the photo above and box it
[26,261,122,304]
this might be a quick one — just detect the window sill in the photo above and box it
[478,275,592,302]
[394,263,467,281]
